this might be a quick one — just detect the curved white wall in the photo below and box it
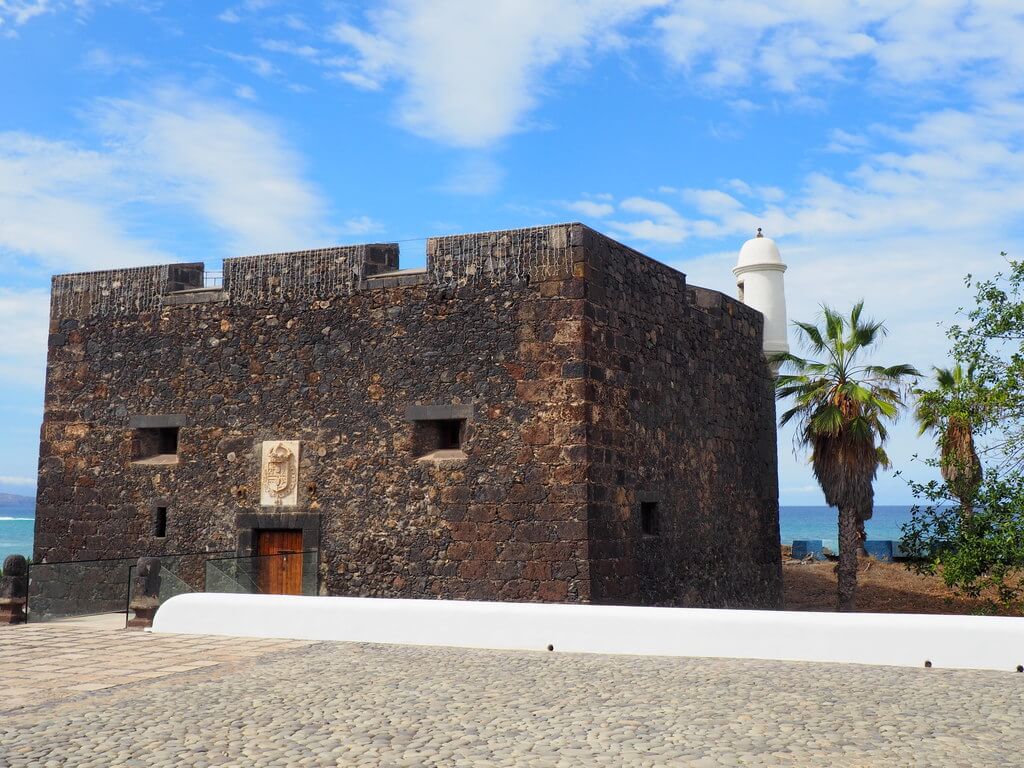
[153,594,1024,673]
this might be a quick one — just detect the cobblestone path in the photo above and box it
[2,625,1023,766]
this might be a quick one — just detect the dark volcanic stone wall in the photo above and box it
[34,223,781,609]
[580,229,782,608]
[35,227,592,603]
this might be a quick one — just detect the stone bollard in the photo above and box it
[0,554,29,624]
[127,557,162,630]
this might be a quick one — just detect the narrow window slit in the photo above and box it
[154,507,168,538]
[641,501,660,536]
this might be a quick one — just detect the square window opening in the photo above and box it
[132,427,180,464]
[641,501,660,536]
[436,419,463,450]
[154,507,168,538]
[413,418,467,461]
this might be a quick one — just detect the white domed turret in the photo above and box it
[733,228,789,364]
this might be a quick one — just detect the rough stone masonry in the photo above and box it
[34,223,782,608]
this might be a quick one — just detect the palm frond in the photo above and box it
[792,321,827,354]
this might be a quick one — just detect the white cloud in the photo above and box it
[0,0,51,29]
[0,89,341,270]
[213,48,279,79]
[81,47,146,74]
[610,102,1024,253]
[564,200,614,218]
[602,99,1024,505]
[1,0,151,33]
[654,2,1024,101]
[259,38,320,61]
[682,189,743,216]
[0,474,36,486]
[217,0,276,25]
[0,132,166,270]
[0,289,49,387]
[825,128,870,154]
[339,216,383,236]
[609,197,689,243]
[610,219,687,244]
[234,84,256,100]
[92,88,331,255]
[328,0,664,147]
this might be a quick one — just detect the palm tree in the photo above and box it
[914,364,983,520]
[773,302,920,612]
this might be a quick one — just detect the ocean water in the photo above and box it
[779,505,914,552]
[0,502,35,563]
[0,503,915,564]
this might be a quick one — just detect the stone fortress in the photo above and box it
[34,223,785,609]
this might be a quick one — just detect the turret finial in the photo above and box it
[756,227,763,238]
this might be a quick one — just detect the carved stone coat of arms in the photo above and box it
[260,440,299,507]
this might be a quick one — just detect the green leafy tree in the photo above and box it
[913,364,984,519]
[774,302,920,611]
[902,255,1024,609]
[947,254,1024,470]
[902,472,1024,611]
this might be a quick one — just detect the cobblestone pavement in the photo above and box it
[0,623,311,711]
[2,625,1023,767]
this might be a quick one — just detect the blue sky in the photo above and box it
[1,1,1023,504]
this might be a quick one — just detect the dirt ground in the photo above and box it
[781,547,1024,616]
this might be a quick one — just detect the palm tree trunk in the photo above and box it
[959,499,974,523]
[837,505,859,612]
[855,517,867,556]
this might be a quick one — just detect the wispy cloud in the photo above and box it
[654,1,1024,103]
[0,0,52,31]
[439,155,504,196]
[609,197,689,243]
[327,0,663,147]
[0,132,167,270]
[216,0,277,25]
[259,38,321,61]
[212,48,279,79]
[0,288,49,387]
[0,474,36,486]
[339,216,383,236]
[92,88,332,255]
[563,199,614,218]
[81,47,147,74]
[0,88,347,271]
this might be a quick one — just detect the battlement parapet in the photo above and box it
[222,243,399,306]
[426,223,580,287]
[48,224,588,320]
[51,262,204,321]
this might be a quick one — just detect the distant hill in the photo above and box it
[0,493,34,506]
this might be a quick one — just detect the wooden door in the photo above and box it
[256,529,303,595]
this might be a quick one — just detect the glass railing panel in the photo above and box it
[27,558,135,622]
[301,549,318,596]
[126,561,197,628]
[204,550,318,596]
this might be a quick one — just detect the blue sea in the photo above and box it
[778,505,915,552]
[0,502,35,563]
[0,502,913,563]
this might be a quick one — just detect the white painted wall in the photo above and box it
[734,235,789,357]
[153,594,1024,673]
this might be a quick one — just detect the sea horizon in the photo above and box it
[0,502,923,563]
